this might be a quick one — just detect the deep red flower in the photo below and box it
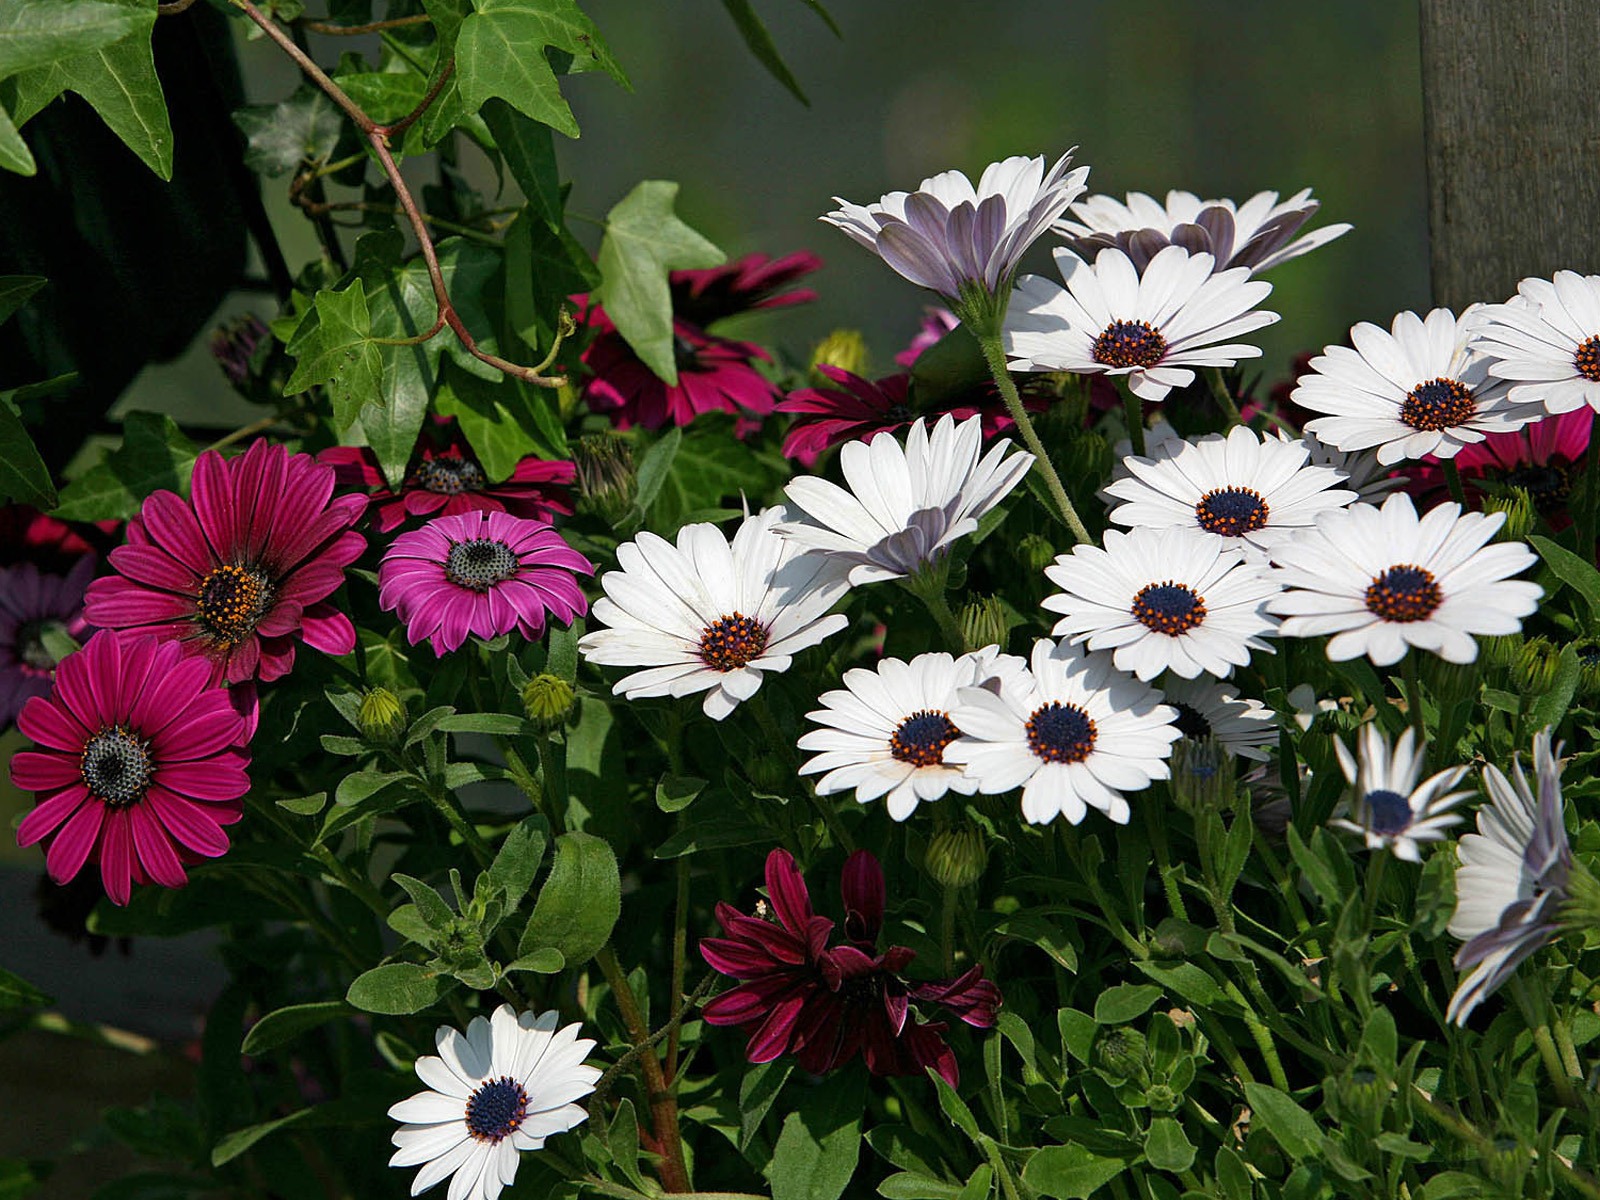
[701,848,1000,1084]
[670,251,821,327]
[1409,408,1593,525]
[0,505,116,572]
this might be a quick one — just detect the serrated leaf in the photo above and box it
[232,84,355,177]
[284,281,382,432]
[0,0,147,81]
[240,1001,352,1056]
[595,180,723,384]
[719,0,808,104]
[520,831,619,967]
[0,401,54,508]
[50,411,197,522]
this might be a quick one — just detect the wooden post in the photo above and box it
[1418,0,1600,310]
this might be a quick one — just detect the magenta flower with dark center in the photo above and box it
[378,510,593,654]
[1409,408,1593,524]
[701,848,1000,1084]
[84,440,366,685]
[0,557,94,731]
[669,251,822,327]
[9,630,252,906]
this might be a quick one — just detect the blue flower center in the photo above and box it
[1364,564,1441,623]
[1132,582,1207,635]
[1365,788,1413,835]
[464,1076,529,1142]
[1194,487,1269,537]
[444,538,519,591]
[890,709,959,767]
[80,726,153,809]
[1026,701,1097,764]
[1171,702,1211,741]
[1400,377,1475,431]
[415,454,486,496]
[1092,320,1168,369]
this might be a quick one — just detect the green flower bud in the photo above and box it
[1017,533,1057,578]
[574,432,637,524]
[358,687,407,744]
[926,826,988,890]
[958,595,1009,654]
[1484,487,1537,542]
[1479,632,1523,671]
[1573,639,1600,696]
[809,328,870,382]
[1512,636,1560,696]
[1142,1083,1178,1112]
[1168,737,1236,814]
[521,673,575,731]
[1095,1027,1149,1081]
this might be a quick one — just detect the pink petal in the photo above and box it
[157,759,250,802]
[17,696,88,752]
[10,750,81,792]
[297,604,355,655]
[44,798,106,885]
[16,785,90,846]
[145,786,233,856]
[130,803,188,889]
[97,808,134,905]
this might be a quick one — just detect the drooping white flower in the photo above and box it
[1267,492,1541,666]
[578,508,849,720]
[389,1005,600,1200]
[1328,725,1471,862]
[1159,676,1279,761]
[1053,187,1351,275]
[775,414,1033,586]
[1472,272,1600,414]
[1005,246,1279,402]
[1041,525,1279,681]
[946,638,1180,825]
[1300,430,1405,505]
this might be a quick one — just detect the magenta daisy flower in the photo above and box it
[669,250,821,326]
[9,630,252,906]
[1410,408,1593,525]
[84,440,366,685]
[378,511,593,654]
[0,557,94,731]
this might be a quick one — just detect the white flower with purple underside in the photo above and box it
[1328,725,1470,862]
[946,638,1180,825]
[1472,272,1600,414]
[1054,187,1350,275]
[1300,430,1405,505]
[1004,246,1279,402]
[389,1005,599,1200]
[578,508,850,721]
[1159,677,1278,761]
[774,414,1033,586]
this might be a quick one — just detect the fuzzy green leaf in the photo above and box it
[1022,1145,1128,1199]
[1241,1082,1324,1161]
[345,962,455,1015]
[766,1070,866,1200]
[520,831,619,967]
[240,1002,353,1056]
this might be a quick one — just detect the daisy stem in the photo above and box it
[1205,367,1244,427]
[972,328,1093,544]
[1412,1088,1600,1200]
[534,731,569,824]
[665,853,691,1080]
[1401,652,1427,752]
[422,777,494,869]
[939,883,959,975]
[906,574,964,652]
[1118,379,1147,458]
[1442,459,1469,507]
[1362,849,1389,933]
[1144,801,1189,922]
[1511,975,1582,1109]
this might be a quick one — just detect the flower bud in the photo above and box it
[809,328,870,382]
[1484,488,1536,542]
[1017,533,1056,578]
[574,433,637,524]
[521,673,575,731]
[1142,1083,1178,1112]
[958,596,1009,655]
[1094,1027,1148,1081]
[1168,737,1236,813]
[1574,639,1600,696]
[1512,637,1560,696]
[748,754,789,795]
[925,826,988,890]
[209,314,269,389]
[1479,632,1523,671]
[359,686,407,744]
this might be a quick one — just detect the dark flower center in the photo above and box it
[1132,582,1207,635]
[80,726,154,808]
[1365,788,1413,835]
[196,564,274,646]
[464,1076,529,1142]
[699,612,769,671]
[890,710,960,767]
[1575,335,1600,383]
[1092,320,1168,369]
[1364,564,1442,623]
[1400,378,1476,431]
[1194,487,1270,537]
[414,454,486,496]
[1574,638,1600,668]
[1499,460,1572,513]
[444,539,519,591]
[1026,701,1097,764]
[673,333,706,372]
[16,618,63,672]
[884,403,914,423]
[1171,701,1211,740]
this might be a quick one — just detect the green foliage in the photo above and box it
[233,84,358,178]
[766,1071,866,1200]
[719,0,811,105]
[521,831,620,967]
[50,411,196,521]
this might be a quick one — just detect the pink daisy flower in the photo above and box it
[319,428,574,534]
[10,630,252,906]
[894,307,960,367]
[378,511,593,654]
[670,250,821,327]
[84,440,367,685]
[0,557,95,730]
[1410,408,1593,523]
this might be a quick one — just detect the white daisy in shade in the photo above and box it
[388,1005,600,1200]
[578,508,850,720]
[798,647,1024,820]
[1292,307,1542,466]
[1041,526,1279,681]
[1472,272,1600,414]
[1103,425,1357,554]
[1300,430,1405,504]
[1053,187,1351,275]
[945,638,1180,825]
[1005,246,1279,402]
[1447,731,1572,1025]
[1160,676,1279,761]
[1328,725,1471,862]
[775,414,1033,586]
[1267,492,1541,666]
[820,151,1090,307]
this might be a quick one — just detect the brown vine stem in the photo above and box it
[229,0,566,388]
[300,13,432,35]
[157,0,199,13]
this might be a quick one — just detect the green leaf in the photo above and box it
[336,69,427,126]
[878,1175,963,1200]
[909,323,987,408]
[927,1072,981,1144]
[1531,534,1600,624]
[595,180,723,384]
[210,1096,376,1167]
[435,711,537,736]
[606,1097,649,1192]
[0,104,33,175]
[0,966,51,1010]
[481,98,561,228]
[1241,1082,1324,1162]
[51,411,197,522]
[345,962,456,1015]
[505,947,564,974]
[1527,644,1582,732]
[0,401,54,508]
[0,275,45,325]
[656,773,706,813]
[766,1071,866,1200]
[1057,1008,1097,1065]
[632,425,682,515]
[277,792,328,816]
[739,1059,792,1152]
[719,0,808,104]
[1131,961,1229,1011]
[1143,1118,1196,1172]
[240,1001,353,1056]
[433,365,565,477]
[504,206,596,354]
[283,281,382,433]
[392,873,456,929]
[1093,984,1163,1025]
[519,831,620,967]
[648,415,782,532]
[232,84,355,176]
[486,813,550,909]
[1022,1145,1128,1199]
[0,0,147,81]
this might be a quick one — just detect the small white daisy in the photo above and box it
[1041,525,1279,681]
[578,508,850,720]
[1328,725,1471,862]
[1447,731,1572,1025]
[945,638,1180,825]
[821,151,1090,307]
[775,414,1033,586]
[1160,676,1279,761]
[389,1005,600,1200]
[1267,492,1541,666]
[1102,425,1357,554]
[1005,246,1279,402]
[1292,307,1542,466]
[1300,430,1405,504]
[1473,272,1600,414]
[798,647,1025,820]
[1054,187,1351,275]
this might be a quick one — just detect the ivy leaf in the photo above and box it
[0,0,147,81]
[481,99,561,230]
[454,0,628,138]
[233,84,358,177]
[595,180,723,385]
[0,103,32,174]
[51,411,197,522]
[719,0,808,105]
[0,397,53,507]
[283,282,382,432]
[503,205,597,355]
[433,363,566,479]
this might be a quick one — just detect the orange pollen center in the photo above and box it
[699,613,769,671]
[196,564,272,646]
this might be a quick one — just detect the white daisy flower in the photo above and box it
[1004,246,1279,402]
[1447,731,1572,1025]
[1041,526,1279,681]
[1054,187,1351,275]
[945,638,1180,825]
[388,1005,600,1200]
[821,151,1090,305]
[797,647,1025,820]
[1102,425,1357,554]
[1160,677,1279,761]
[1300,430,1405,504]
[578,508,850,720]
[775,414,1033,586]
[1328,725,1471,862]
[1473,272,1600,414]
[1267,492,1542,666]
[1292,307,1542,466]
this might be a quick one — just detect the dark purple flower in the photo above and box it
[670,251,822,327]
[210,314,271,388]
[0,557,94,730]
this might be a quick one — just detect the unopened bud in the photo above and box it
[1512,637,1560,695]
[573,433,637,524]
[1168,737,1236,813]
[1484,488,1537,542]
[1094,1027,1148,1081]
[359,687,407,744]
[958,596,1009,655]
[926,826,988,890]
[1017,533,1056,578]
[1480,633,1523,671]
[809,329,870,382]
[209,313,270,389]
[1575,639,1600,696]
[521,673,575,730]
[748,754,788,795]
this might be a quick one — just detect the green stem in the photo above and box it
[939,883,958,975]
[1363,850,1389,934]
[534,731,568,828]
[1442,459,1468,507]
[981,1137,1023,1200]
[1205,368,1244,427]
[1120,379,1147,458]
[1145,802,1188,922]
[1401,653,1426,751]
[905,572,964,652]
[423,779,494,869]
[1511,976,1582,1109]
[665,852,691,1081]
